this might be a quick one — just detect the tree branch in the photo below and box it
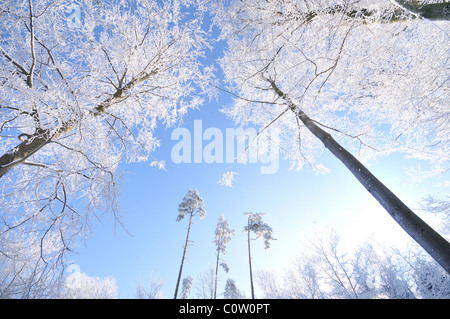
[280,2,449,26]
[0,46,29,78]
[27,0,36,88]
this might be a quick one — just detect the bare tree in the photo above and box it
[256,229,450,299]
[213,215,234,298]
[255,269,285,299]
[420,195,450,235]
[194,267,215,299]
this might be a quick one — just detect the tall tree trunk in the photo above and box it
[269,80,450,275]
[214,248,220,299]
[247,218,255,299]
[174,211,194,299]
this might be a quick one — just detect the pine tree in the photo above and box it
[223,278,244,299]
[0,0,210,285]
[244,213,275,299]
[174,189,206,299]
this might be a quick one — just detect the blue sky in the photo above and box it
[70,93,445,298]
[66,4,447,299]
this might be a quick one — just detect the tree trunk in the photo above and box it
[214,248,220,299]
[174,211,194,299]
[269,80,450,275]
[247,218,255,299]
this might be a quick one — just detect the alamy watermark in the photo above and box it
[171,120,280,174]
[65,3,82,29]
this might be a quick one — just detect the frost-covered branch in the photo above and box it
[244,212,275,299]
[134,274,165,299]
[223,279,245,299]
[390,0,450,20]
[257,229,450,299]
[244,213,276,249]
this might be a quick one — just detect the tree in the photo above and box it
[212,0,450,273]
[213,214,235,299]
[377,253,416,299]
[390,0,450,20]
[179,275,194,299]
[0,0,209,287]
[0,228,64,298]
[174,189,206,299]
[223,278,245,299]
[412,253,450,298]
[61,271,118,299]
[134,273,165,299]
[244,212,276,299]
[256,229,450,299]
[194,267,215,299]
[419,195,450,235]
[255,269,285,299]
[287,258,326,299]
